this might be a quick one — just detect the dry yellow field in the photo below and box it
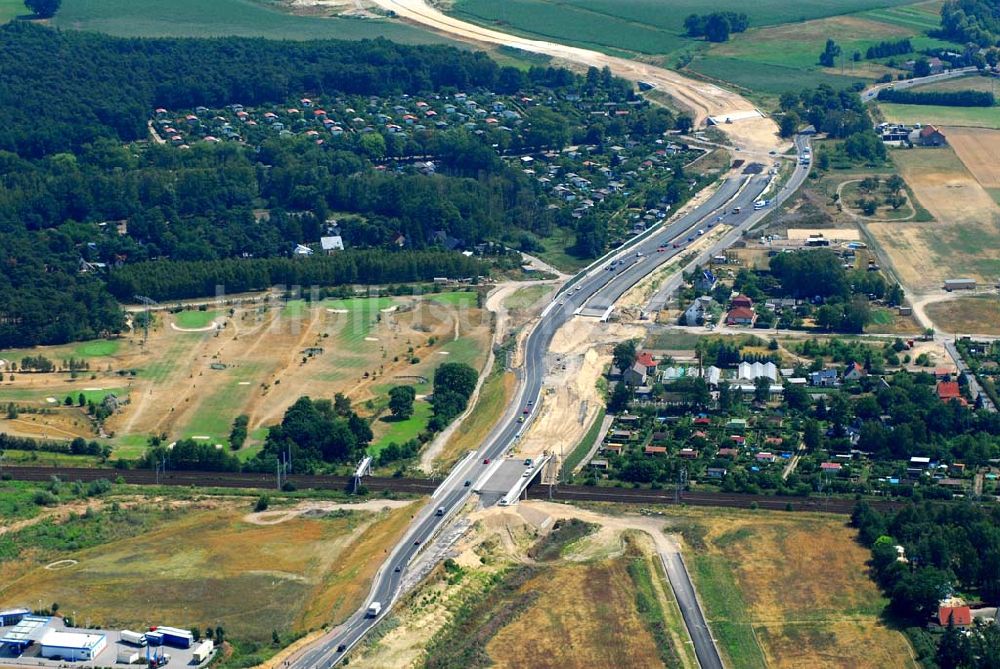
[487,559,663,669]
[925,295,1000,335]
[868,147,1000,290]
[0,501,415,643]
[946,127,1000,189]
[684,509,917,669]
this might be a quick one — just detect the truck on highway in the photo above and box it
[120,630,147,647]
[435,506,445,516]
[367,602,382,617]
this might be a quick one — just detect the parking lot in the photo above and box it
[0,618,207,668]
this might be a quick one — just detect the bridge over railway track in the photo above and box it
[2,465,908,514]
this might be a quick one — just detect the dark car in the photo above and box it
[394,565,402,572]
[337,644,347,653]
[464,479,472,487]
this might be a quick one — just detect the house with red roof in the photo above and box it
[937,605,972,627]
[636,351,657,375]
[937,381,962,402]
[731,295,753,309]
[726,306,756,327]
[717,447,739,458]
[916,125,947,147]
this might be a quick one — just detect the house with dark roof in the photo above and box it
[914,125,947,147]
[843,362,866,381]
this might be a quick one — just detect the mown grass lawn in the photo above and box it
[369,400,432,455]
[173,310,219,329]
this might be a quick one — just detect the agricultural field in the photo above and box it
[689,11,951,96]
[678,507,917,669]
[450,0,949,96]
[0,496,415,660]
[925,295,1000,335]
[867,146,1000,291]
[52,0,453,43]
[0,291,491,458]
[877,103,1000,130]
[910,73,1000,95]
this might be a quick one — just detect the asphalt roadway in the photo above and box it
[289,137,815,668]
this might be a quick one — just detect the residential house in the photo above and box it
[644,446,667,456]
[810,369,840,387]
[843,362,866,381]
[913,125,947,147]
[726,306,756,327]
[635,352,657,376]
[755,452,777,463]
[678,448,699,459]
[820,462,843,473]
[731,295,753,309]
[695,269,717,293]
[684,296,713,326]
[706,467,728,479]
[717,448,739,458]
[623,363,648,387]
[937,606,972,628]
[937,381,962,402]
[293,243,314,257]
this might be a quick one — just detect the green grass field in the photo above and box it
[72,339,120,358]
[429,291,479,308]
[503,285,553,311]
[172,310,219,329]
[0,0,24,22]
[369,400,432,454]
[53,0,455,43]
[326,297,398,354]
[687,57,866,95]
[878,102,1000,129]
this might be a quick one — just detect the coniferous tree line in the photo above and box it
[878,88,996,107]
[107,250,486,301]
[865,38,914,59]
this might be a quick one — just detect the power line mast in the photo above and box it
[674,466,688,504]
[134,295,156,346]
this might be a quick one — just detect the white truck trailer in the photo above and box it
[367,601,382,617]
[120,630,147,647]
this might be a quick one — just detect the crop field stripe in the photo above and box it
[54,0,456,44]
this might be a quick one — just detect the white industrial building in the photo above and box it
[737,361,778,382]
[39,629,107,661]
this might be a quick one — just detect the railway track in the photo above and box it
[0,465,908,514]
[529,484,906,514]
[1,465,439,495]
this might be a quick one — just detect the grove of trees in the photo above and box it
[878,88,996,107]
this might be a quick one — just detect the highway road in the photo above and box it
[861,66,979,103]
[288,138,815,668]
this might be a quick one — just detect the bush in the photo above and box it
[33,490,58,506]
[254,495,270,512]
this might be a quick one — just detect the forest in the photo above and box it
[0,23,695,347]
[940,0,1000,47]
[852,501,1000,668]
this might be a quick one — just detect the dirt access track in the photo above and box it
[371,0,783,156]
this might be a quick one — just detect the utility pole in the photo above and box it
[674,466,688,504]
[134,295,156,346]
